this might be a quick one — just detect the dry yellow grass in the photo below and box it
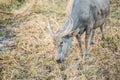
[0,0,120,80]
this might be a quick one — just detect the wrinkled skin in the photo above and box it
[48,0,110,63]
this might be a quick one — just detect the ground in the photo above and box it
[0,0,120,80]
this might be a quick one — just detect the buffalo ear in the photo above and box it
[62,28,80,38]
[69,28,80,37]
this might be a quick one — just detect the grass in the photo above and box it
[0,0,120,80]
[32,2,66,17]
[0,0,25,11]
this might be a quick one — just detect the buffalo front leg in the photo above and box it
[84,25,93,58]
[76,34,83,56]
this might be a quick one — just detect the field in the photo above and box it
[0,0,120,80]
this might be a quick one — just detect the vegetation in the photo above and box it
[0,0,120,80]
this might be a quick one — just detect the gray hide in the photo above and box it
[48,0,110,63]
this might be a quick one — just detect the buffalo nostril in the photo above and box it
[56,59,64,63]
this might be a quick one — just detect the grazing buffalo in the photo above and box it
[48,0,110,63]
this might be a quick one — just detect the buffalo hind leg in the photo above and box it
[76,34,83,56]
[100,24,105,40]
[90,30,95,45]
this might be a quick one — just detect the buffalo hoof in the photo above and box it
[80,51,83,57]
[83,52,91,59]
[101,37,105,41]
[56,59,64,63]
[90,41,94,45]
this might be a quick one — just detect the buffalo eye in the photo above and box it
[60,41,63,46]
[53,42,56,46]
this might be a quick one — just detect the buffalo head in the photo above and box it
[47,17,79,63]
